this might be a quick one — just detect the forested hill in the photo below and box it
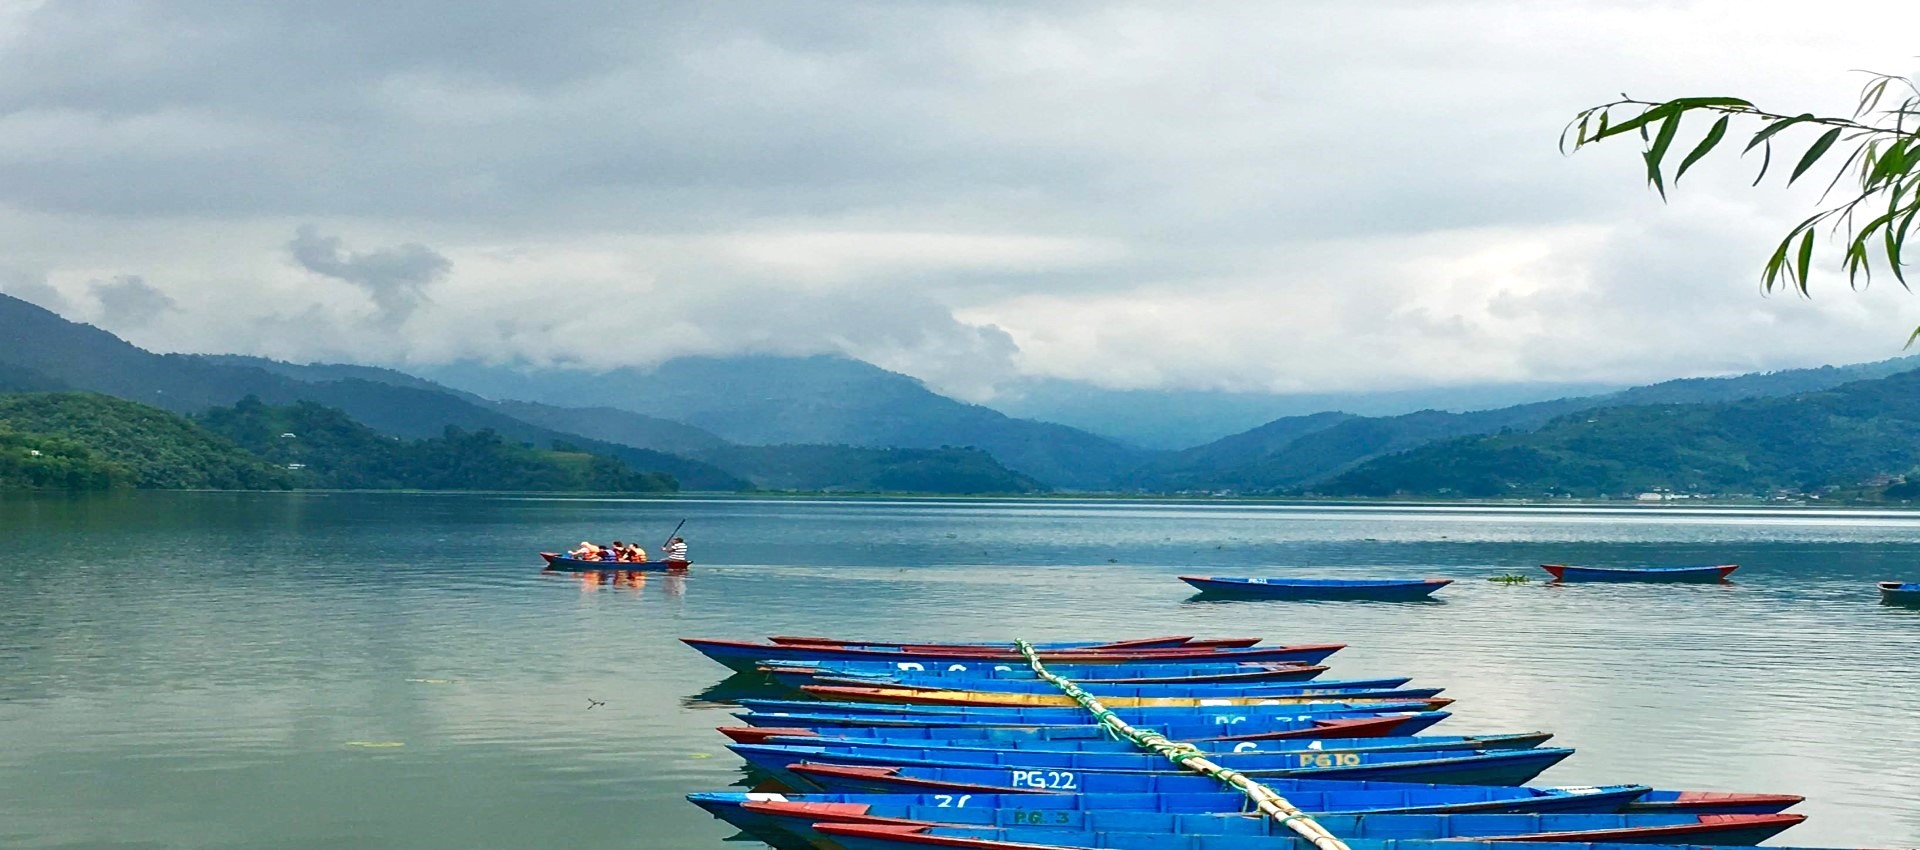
[0,393,291,490]
[0,392,680,493]
[1316,369,1920,499]
[1128,357,1920,492]
[198,398,677,492]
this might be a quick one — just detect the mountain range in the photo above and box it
[8,291,1920,498]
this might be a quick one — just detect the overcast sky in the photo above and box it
[2,0,1918,399]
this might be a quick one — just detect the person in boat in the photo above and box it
[604,542,624,562]
[569,541,600,559]
[626,543,648,563]
[663,536,688,563]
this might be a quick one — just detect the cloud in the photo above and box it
[287,225,449,326]
[0,268,69,314]
[88,274,175,329]
[0,1,1917,397]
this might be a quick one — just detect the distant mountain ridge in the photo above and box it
[419,356,1155,490]
[1127,356,1920,493]
[0,296,1050,493]
[1318,368,1920,498]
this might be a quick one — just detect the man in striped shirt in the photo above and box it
[664,537,688,563]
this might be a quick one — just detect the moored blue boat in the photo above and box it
[813,823,1819,850]
[1877,581,1920,606]
[541,552,689,572]
[767,635,1260,650]
[752,731,1554,756]
[704,796,1802,850]
[775,673,1413,697]
[1539,564,1736,583]
[726,710,1451,742]
[795,678,1442,702]
[735,698,1447,724]
[733,743,1574,789]
[683,638,1346,673]
[1181,576,1453,602]
[687,788,1665,840]
[767,659,1329,685]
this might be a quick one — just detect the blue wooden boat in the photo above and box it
[683,638,1345,673]
[704,796,1803,850]
[799,684,1451,711]
[540,552,689,572]
[1878,581,1920,606]
[735,699,1447,723]
[786,765,1801,815]
[752,732,1554,757]
[1181,576,1452,602]
[686,788,1660,832]
[768,635,1260,650]
[1539,564,1737,583]
[764,660,1330,686]
[812,823,1817,850]
[790,676,1439,701]
[731,743,1574,789]
[772,670,1401,694]
[726,711,1451,742]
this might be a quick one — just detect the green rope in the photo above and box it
[1014,639,1351,850]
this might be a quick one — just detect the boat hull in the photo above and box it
[1181,576,1452,601]
[540,552,688,572]
[1539,564,1736,583]
[710,799,1801,850]
[725,711,1451,742]
[682,638,1345,673]
[798,684,1451,710]
[734,744,1573,790]
[764,661,1330,687]
[812,820,1803,850]
[754,732,1555,756]
[1878,581,1920,606]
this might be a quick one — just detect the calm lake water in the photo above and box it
[4,492,1920,849]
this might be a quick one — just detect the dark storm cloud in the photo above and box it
[288,226,449,325]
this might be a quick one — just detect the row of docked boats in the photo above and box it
[679,633,1829,850]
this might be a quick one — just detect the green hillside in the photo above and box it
[0,393,290,490]
[1129,358,1920,493]
[197,398,677,492]
[1318,370,1920,499]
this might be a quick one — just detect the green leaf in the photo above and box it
[1644,112,1683,199]
[1788,127,1844,185]
[1675,115,1730,183]
[1594,103,1676,141]
[1744,114,1819,152]
[1752,140,1772,186]
[1794,228,1816,292]
[1664,96,1755,110]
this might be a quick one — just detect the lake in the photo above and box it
[3,492,1919,849]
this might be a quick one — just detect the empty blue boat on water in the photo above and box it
[774,768,1796,813]
[734,699,1446,726]
[812,823,1816,850]
[732,743,1574,789]
[788,676,1437,701]
[767,660,1331,686]
[683,638,1345,673]
[728,710,1451,742]
[1878,581,1920,605]
[694,794,1803,850]
[1180,577,1453,601]
[1539,564,1737,583]
[752,731,1553,757]
[688,789,1660,829]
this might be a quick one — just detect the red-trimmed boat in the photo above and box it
[1540,564,1737,583]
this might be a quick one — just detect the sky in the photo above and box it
[2,0,1918,401]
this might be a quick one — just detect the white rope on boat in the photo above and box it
[1014,639,1352,850]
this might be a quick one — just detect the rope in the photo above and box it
[1014,639,1352,850]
